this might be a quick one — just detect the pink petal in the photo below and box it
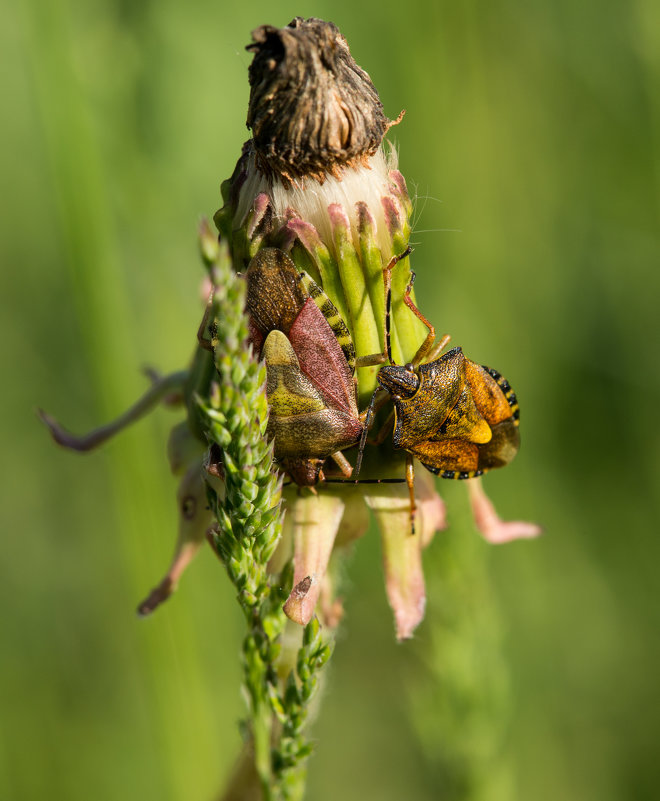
[468,477,542,544]
[364,483,427,640]
[282,492,345,626]
[137,461,213,616]
[334,487,372,548]
[415,469,448,547]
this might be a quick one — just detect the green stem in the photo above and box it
[38,370,187,451]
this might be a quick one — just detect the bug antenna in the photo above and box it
[324,478,406,485]
[355,387,380,476]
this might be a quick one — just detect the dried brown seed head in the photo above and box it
[246,17,393,182]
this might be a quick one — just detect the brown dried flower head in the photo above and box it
[246,17,394,182]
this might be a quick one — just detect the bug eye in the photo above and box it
[405,362,415,372]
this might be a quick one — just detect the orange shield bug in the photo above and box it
[244,248,364,486]
[356,254,521,530]
[377,348,520,479]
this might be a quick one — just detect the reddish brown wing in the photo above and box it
[288,298,357,416]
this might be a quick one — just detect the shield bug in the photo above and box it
[244,248,365,486]
[357,256,521,530]
[377,347,520,479]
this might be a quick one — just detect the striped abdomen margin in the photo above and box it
[298,272,357,373]
[423,465,485,481]
[483,365,520,425]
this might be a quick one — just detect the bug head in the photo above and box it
[280,457,325,487]
[377,364,420,398]
[377,347,465,399]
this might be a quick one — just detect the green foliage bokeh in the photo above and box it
[2,0,659,799]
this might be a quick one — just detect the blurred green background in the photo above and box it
[2,0,659,799]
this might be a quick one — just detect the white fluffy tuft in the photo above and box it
[235,147,400,258]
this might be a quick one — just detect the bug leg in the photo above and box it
[405,453,417,535]
[357,389,390,427]
[330,450,353,478]
[354,387,381,476]
[397,270,437,366]
[355,352,388,368]
[423,333,452,364]
[381,248,444,367]
[354,387,394,476]
[37,370,188,452]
